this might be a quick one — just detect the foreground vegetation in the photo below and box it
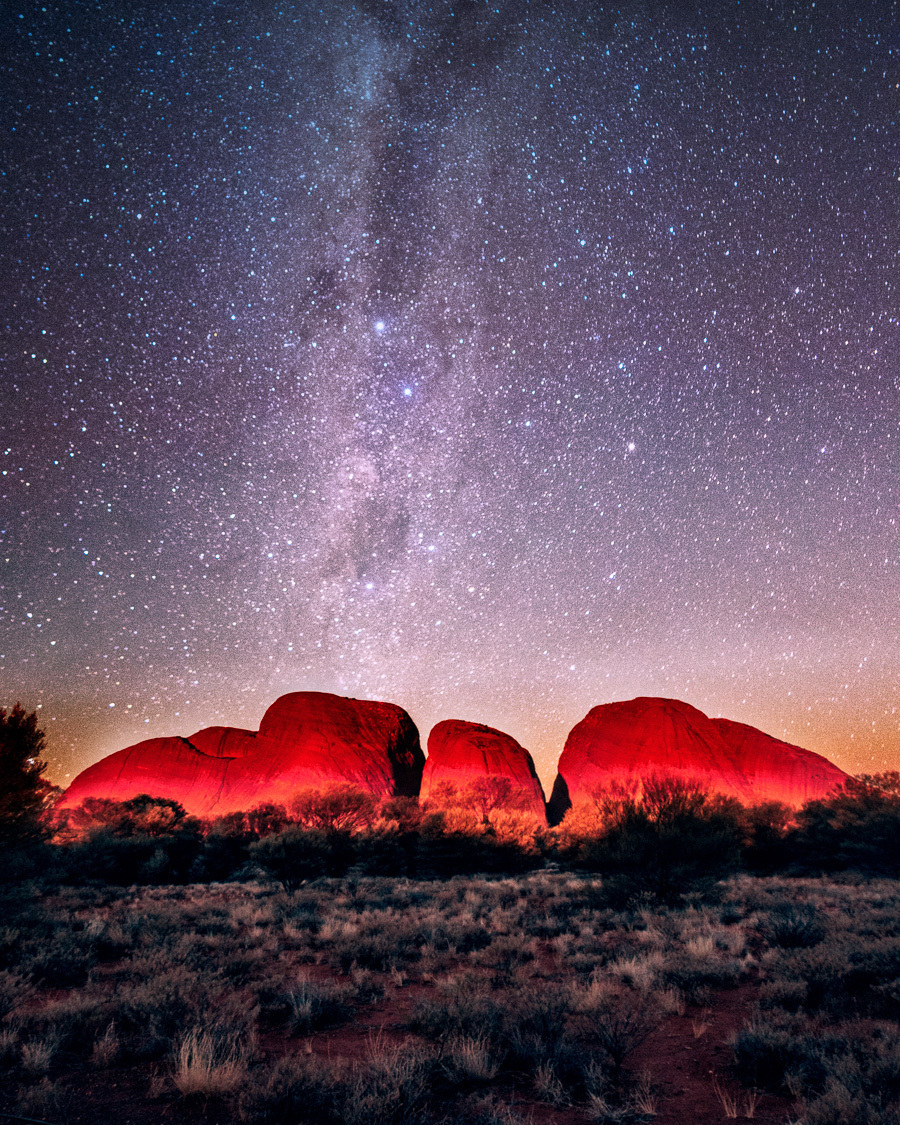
[3,870,900,1123]
[5,707,900,1121]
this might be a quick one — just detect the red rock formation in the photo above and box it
[187,726,257,759]
[549,697,847,822]
[61,692,424,817]
[421,719,546,820]
[712,717,847,807]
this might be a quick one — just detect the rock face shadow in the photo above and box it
[546,773,571,826]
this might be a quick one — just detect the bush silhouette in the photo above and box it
[0,703,57,849]
[574,776,743,905]
[57,795,202,884]
[793,774,900,875]
[250,827,355,889]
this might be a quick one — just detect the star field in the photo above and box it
[2,0,898,791]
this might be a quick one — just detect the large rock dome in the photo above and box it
[61,692,424,817]
[421,719,546,820]
[548,696,847,822]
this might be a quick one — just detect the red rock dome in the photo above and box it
[421,719,546,820]
[548,696,847,822]
[712,716,847,806]
[186,726,257,759]
[61,692,424,817]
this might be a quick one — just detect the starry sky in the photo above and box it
[3,0,898,793]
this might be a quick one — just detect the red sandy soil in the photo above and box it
[627,984,794,1125]
[9,971,797,1125]
[1,886,796,1124]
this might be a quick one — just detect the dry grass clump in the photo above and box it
[172,1025,250,1098]
[280,975,355,1034]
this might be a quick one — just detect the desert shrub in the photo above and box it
[342,1039,439,1125]
[575,778,743,906]
[62,828,201,885]
[108,965,254,1060]
[471,934,535,982]
[236,1055,343,1124]
[51,796,203,884]
[351,828,417,877]
[758,977,808,1011]
[243,1031,440,1125]
[57,793,200,841]
[29,926,98,987]
[794,779,900,875]
[280,978,354,1034]
[506,991,571,1064]
[450,1094,533,1124]
[15,1077,70,1122]
[409,987,507,1045]
[335,928,408,972]
[250,827,356,889]
[196,814,256,881]
[416,816,538,877]
[172,1025,250,1098]
[13,989,116,1062]
[443,1035,501,1084]
[289,784,379,833]
[659,947,743,1004]
[759,901,826,948]
[732,1013,828,1093]
[579,994,659,1081]
[90,1022,120,1067]
[21,1033,59,1077]
[739,801,797,873]
[798,1080,890,1125]
[445,918,494,954]
[764,936,900,1019]
[93,918,138,961]
[735,1014,900,1123]
[0,971,31,1021]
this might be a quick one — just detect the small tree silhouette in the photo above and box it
[0,703,56,845]
[288,783,378,833]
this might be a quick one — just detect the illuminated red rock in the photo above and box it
[711,717,847,806]
[421,719,546,820]
[187,726,257,759]
[548,697,847,822]
[61,736,232,816]
[61,692,424,817]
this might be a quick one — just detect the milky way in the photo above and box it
[3,0,898,791]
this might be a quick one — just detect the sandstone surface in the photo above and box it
[549,696,847,822]
[421,719,546,819]
[62,692,424,817]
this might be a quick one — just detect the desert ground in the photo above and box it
[3,869,898,1125]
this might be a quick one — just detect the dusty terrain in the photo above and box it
[3,872,895,1123]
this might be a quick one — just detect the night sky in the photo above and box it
[3,0,898,792]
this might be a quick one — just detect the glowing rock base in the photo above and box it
[61,692,424,817]
[548,696,848,823]
[421,719,547,820]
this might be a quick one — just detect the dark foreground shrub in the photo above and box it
[794,778,900,875]
[577,778,743,906]
[62,830,202,884]
[250,828,355,889]
[732,1014,828,1093]
[758,902,826,949]
[280,979,353,1034]
[237,1056,342,1124]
